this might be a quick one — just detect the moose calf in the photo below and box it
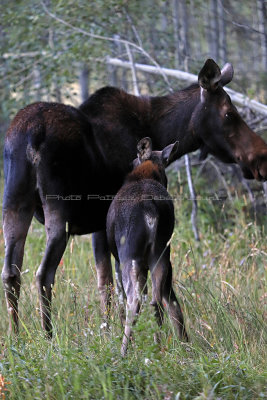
[107,137,188,356]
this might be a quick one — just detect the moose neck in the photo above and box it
[149,84,202,157]
[80,84,203,175]
[126,160,163,185]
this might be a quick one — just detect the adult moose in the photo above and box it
[3,59,267,335]
[107,137,188,356]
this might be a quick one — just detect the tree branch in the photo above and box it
[3,51,47,59]
[218,0,266,35]
[40,0,172,90]
[185,154,200,241]
[106,58,267,116]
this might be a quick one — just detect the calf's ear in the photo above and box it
[198,59,221,92]
[162,141,179,167]
[137,137,152,162]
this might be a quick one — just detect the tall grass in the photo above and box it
[0,168,266,399]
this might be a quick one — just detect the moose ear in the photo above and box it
[137,137,152,162]
[220,63,234,86]
[198,59,221,92]
[162,141,179,167]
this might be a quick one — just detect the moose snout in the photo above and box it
[255,160,267,181]
[240,150,267,182]
[250,152,267,182]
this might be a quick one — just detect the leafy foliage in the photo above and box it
[1,0,266,126]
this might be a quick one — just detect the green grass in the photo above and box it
[0,169,266,399]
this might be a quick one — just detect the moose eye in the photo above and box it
[224,112,234,119]
[224,112,234,122]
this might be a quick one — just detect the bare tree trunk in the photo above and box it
[209,0,220,61]
[33,66,41,101]
[125,44,139,96]
[206,4,211,57]
[188,0,197,58]
[160,0,171,64]
[172,0,181,68]
[185,155,200,241]
[107,58,118,87]
[178,5,199,241]
[47,23,62,102]
[171,2,199,240]
[79,64,90,102]
[180,0,190,71]
[263,182,267,205]
[54,85,62,103]
[161,2,168,32]
[218,0,227,64]
[257,0,267,70]
[114,34,128,90]
[148,0,158,60]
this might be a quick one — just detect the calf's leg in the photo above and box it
[150,258,166,343]
[121,259,146,357]
[163,259,188,341]
[115,259,125,325]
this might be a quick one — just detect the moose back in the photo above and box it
[2,59,267,335]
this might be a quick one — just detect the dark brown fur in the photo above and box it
[106,138,187,356]
[126,160,162,183]
[3,59,267,335]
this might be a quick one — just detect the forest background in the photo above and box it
[0,1,266,399]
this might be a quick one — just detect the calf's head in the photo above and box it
[195,59,267,181]
[130,137,179,187]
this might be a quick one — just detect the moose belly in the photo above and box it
[35,195,111,235]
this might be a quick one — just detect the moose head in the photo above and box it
[195,59,267,181]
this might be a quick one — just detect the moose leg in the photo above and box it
[150,260,166,343]
[2,205,34,333]
[35,211,68,336]
[115,259,125,325]
[121,259,146,357]
[92,230,113,317]
[163,259,188,341]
